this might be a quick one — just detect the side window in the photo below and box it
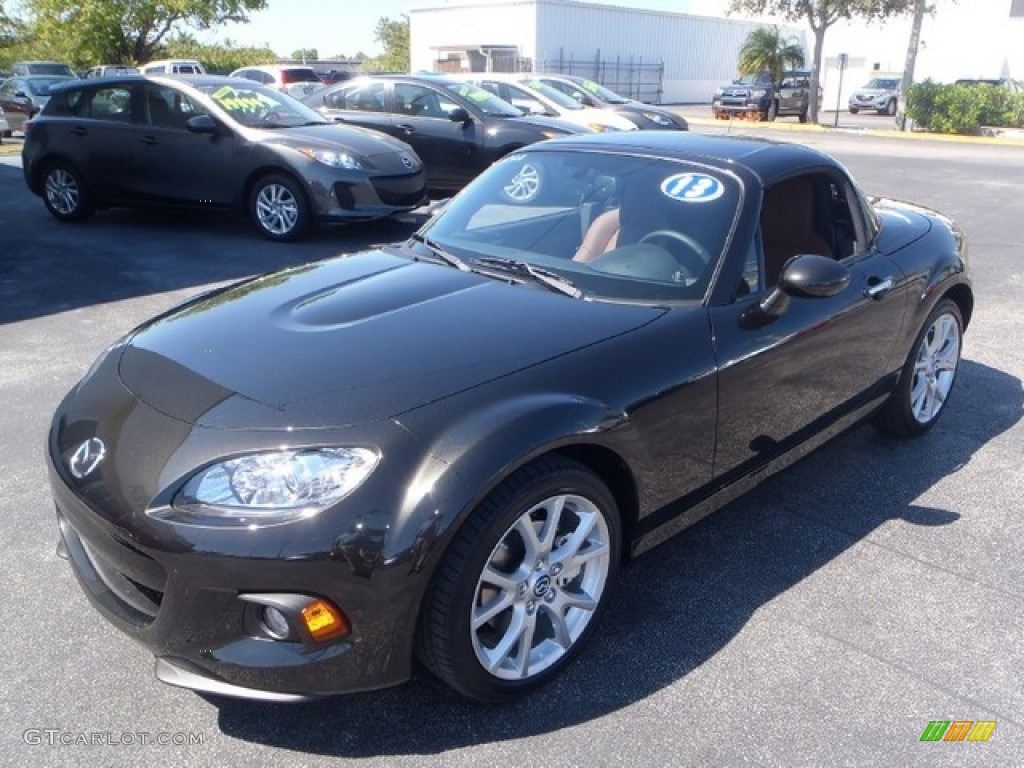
[506,85,546,115]
[144,85,203,129]
[334,82,387,112]
[395,83,443,117]
[87,86,133,122]
[758,174,833,287]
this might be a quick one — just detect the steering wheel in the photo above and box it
[639,229,710,279]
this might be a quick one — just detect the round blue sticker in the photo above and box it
[660,173,724,203]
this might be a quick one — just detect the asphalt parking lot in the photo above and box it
[1,119,1022,767]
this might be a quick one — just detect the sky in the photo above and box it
[214,0,1020,82]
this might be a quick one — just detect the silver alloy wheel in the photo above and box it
[45,168,80,216]
[909,312,960,424]
[470,493,611,680]
[255,182,299,236]
[503,163,541,202]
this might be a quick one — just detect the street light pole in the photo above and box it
[833,53,847,128]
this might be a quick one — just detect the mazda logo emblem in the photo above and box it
[532,575,551,598]
[401,155,414,169]
[69,437,106,479]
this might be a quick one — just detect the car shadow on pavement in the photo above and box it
[212,358,1021,757]
[0,162,425,325]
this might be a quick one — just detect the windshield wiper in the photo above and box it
[409,233,470,272]
[473,257,583,299]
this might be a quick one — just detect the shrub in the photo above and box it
[907,79,1024,134]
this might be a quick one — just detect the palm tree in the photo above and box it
[738,26,806,87]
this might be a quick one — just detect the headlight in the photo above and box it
[642,111,673,126]
[540,130,566,139]
[155,447,380,528]
[297,147,368,170]
[714,88,724,97]
[750,89,767,99]
[588,123,619,132]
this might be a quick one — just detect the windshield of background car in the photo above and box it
[442,82,523,116]
[197,82,328,128]
[421,149,741,303]
[26,76,72,95]
[734,74,768,86]
[574,78,628,104]
[520,79,584,110]
[865,78,900,90]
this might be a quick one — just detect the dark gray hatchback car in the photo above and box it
[21,75,427,240]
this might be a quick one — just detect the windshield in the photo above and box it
[420,149,741,303]
[733,73,769,86]
[443,82,523,116]
[197,82,329,128]
[573,77,628,104]
[519,79,584,110]
[26,76,74,95]
[865,78,900,90]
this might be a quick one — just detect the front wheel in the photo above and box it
[875,299,963,437]
[884,99,898,116]
[849,107,860,114]
[41,160,94,222]
[249,173,311,241]
[417,455,620,701]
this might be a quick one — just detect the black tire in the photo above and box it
[41,160,95,222]
[798,109,809,124]
[875,298,963,437]
[417,455,621,702]
[249,173,311,242]
[885,99,898,116]
[849,107,859,114]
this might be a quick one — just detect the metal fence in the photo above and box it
[536,50,664,104]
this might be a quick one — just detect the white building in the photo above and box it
[409,0,806,103]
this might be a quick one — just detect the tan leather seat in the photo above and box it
[760,176,832,285]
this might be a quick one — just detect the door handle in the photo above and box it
[864,276,894,299]
[395,123,416,134]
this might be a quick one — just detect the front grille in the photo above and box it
[372,172,427,207]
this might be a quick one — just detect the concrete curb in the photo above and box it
[684,114,1024,146]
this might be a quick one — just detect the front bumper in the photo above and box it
[849,95,892,111]
[45,383,435,699]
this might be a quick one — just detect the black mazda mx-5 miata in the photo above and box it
[46,132,972,702]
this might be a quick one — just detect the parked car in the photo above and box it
[712,69,814,122]
[139,59,206,75]
[229,65,323,98]
[84,65,140,78]
[12,60,76,78]
[848,76,901,115]
[303,73,586,193]
[0,75,77,134]
[453,73,638,132]
[46,130,972,703]
[22,75,426,240]
[0,106,8,139]
[536,73,688,130]
[954,77,1022,94]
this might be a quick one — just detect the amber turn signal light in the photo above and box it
[301,599,350,642]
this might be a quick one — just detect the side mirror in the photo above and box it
[779,253,851,298]
[741,254,850,329]
[447,107,471,124]
[185,114,220,134]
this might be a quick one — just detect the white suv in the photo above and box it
[140,59,206,75]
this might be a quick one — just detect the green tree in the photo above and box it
[164,33,277,74]
[371,15,408,73]
[729,0,917,122]
[21,0,267,67]
[738,25,805,84]
[291,47,317,62]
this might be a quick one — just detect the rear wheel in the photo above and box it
[875,299,963,437]
[417,455,620,701]
[249,173,311,241]
[41,160,94,222]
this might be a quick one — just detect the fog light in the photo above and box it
[262,606,291,640]
[301,599,349,642]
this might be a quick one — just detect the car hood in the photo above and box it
[267,122,418,159]
[508,113,589,134]
[116,249,664,430]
